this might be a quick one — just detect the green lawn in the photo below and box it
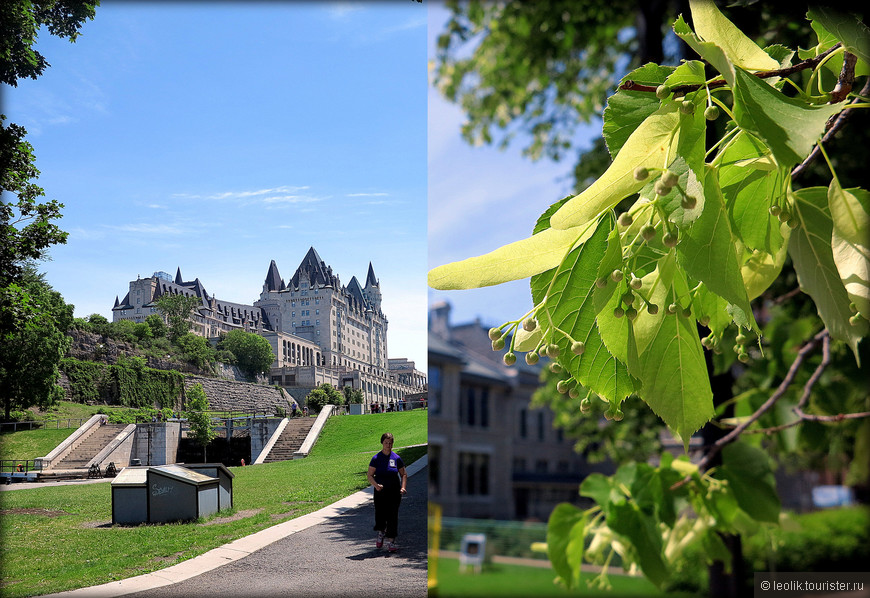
[0,428,76,469]
[430,556,692,597]
[0,410,426,597]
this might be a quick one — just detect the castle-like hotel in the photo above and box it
[112,247,426,406]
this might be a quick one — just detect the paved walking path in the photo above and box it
[44,459,427,598]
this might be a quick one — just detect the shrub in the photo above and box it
[665,506,870,594]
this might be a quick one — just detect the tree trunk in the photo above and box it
[702,341,747,598]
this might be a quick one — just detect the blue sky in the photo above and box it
[426,3,597,332]
[6,2,428,367]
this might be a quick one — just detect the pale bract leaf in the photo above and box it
[514,326,542,352]
[789,187,864,363]
[731,67,844,168]
[829,182,870,320]
[673,15,735,85]
[550,105,681,230]
[689,0,780,72]
[427,222,596,290]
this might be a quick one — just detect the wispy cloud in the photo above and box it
[347,192,389,197]
[146,204,167,209]
[327,3,364,20]
[105,223,189,235]
[262,194,328,206]
[383,15,427,35]
[173,186,310,202]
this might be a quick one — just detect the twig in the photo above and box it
[770,287,803,306]
[746,409,870,435]
[619,44,842,94]
[792,76,870,179]
[671,329,829,490]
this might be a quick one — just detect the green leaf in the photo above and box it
[676,166,758,332]
[551,105,681,230]
[741,229,791,300]
[580,473,615,508]
[692,284,732,336]
[718,442,781,523]
[603,64,674,159]
[664,60,707,88]
[535,216,638,404]
[829,182,870,320]
[547,503,586,589]
[428,223,595,290]
[790,187,864,362]
[718,131,788,254]
[689,0,780,72]
[629,254,715,446]
[607,502,670,588]
[731,67,844,168]
[807,7,870,67]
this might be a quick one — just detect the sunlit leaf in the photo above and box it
[536,216,639,405]
[718,131,787,253]
[629,253,715,446]
[664,60,706,88]
[731,67,844,168]
[604,64,675,159]
[676,166,758,332]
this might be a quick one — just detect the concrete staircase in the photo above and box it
[52,424,128,470]
[263,418,316,462]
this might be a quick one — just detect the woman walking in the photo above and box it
[366,432,407,552]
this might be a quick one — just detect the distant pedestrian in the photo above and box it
[303,406,309,417]
[366,432,407,552]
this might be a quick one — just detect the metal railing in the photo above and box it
[0,459,42,473]
[0,418,93,432]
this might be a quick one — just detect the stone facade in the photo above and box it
[428,301,611,521]
[110,247,427,409]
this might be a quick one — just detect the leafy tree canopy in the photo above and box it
[218,330,274,380]
[431,2,869,592]
[155,293,201,342]
[0,269,73,419]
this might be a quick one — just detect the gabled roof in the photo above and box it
[289,246,332,289]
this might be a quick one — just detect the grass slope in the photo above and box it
[0,429,76,467]
[0,410,426,597]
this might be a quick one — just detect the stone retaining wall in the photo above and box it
[184,376,293,414]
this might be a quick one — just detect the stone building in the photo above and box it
[428,301,610,521]
[111,248,426,408]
